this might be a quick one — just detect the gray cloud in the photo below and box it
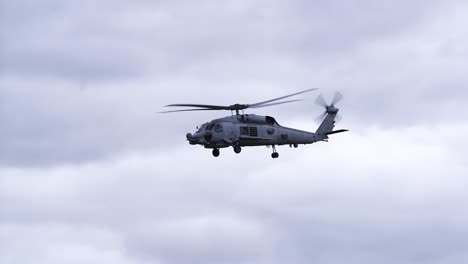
[1,127,468,264]
[0,1,149,81]
[2,0,468,167]
[1,1,468,263]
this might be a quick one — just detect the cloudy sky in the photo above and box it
[1,0,468,263]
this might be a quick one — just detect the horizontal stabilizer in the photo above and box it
[325,129,349,136]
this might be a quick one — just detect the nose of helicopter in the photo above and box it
[187,131,213,145]
[186,133,199,145]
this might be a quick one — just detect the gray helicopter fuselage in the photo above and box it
[163,89,347,158]
[186,114,320,149]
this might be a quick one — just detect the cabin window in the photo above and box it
[249,127,258,137]
[240,126,249,135]
[240,126,258,137]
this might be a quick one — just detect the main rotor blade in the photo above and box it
[249,88,318,108]
[159,108,218,114]
[249,99,303,109]
[331,91,343,105]
[315,94,327,108]
[165,103,229,110]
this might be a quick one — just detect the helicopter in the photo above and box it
[161,89,348,158]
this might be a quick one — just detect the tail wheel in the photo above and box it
[212,148,220,157]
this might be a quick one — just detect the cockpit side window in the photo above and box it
[206,123,215,131]
[214,123,223,132]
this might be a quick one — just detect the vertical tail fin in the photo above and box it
[315,111,339,141]
[316,112,337,136]
[314,91,348,140]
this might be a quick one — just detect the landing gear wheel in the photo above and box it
[293,144,298,148]
[212,148,220,157]
[233,145,242,154]
[271,145,279,159]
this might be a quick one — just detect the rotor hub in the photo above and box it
[326,105,339,114]
[229,104,249,110]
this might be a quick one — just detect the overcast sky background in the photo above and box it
[1,0,468,263]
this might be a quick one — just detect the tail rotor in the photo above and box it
[331,91,343,105]
[315,91,343,123]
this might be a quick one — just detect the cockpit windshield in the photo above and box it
[197,122,224,133]
[197,123,207,132]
